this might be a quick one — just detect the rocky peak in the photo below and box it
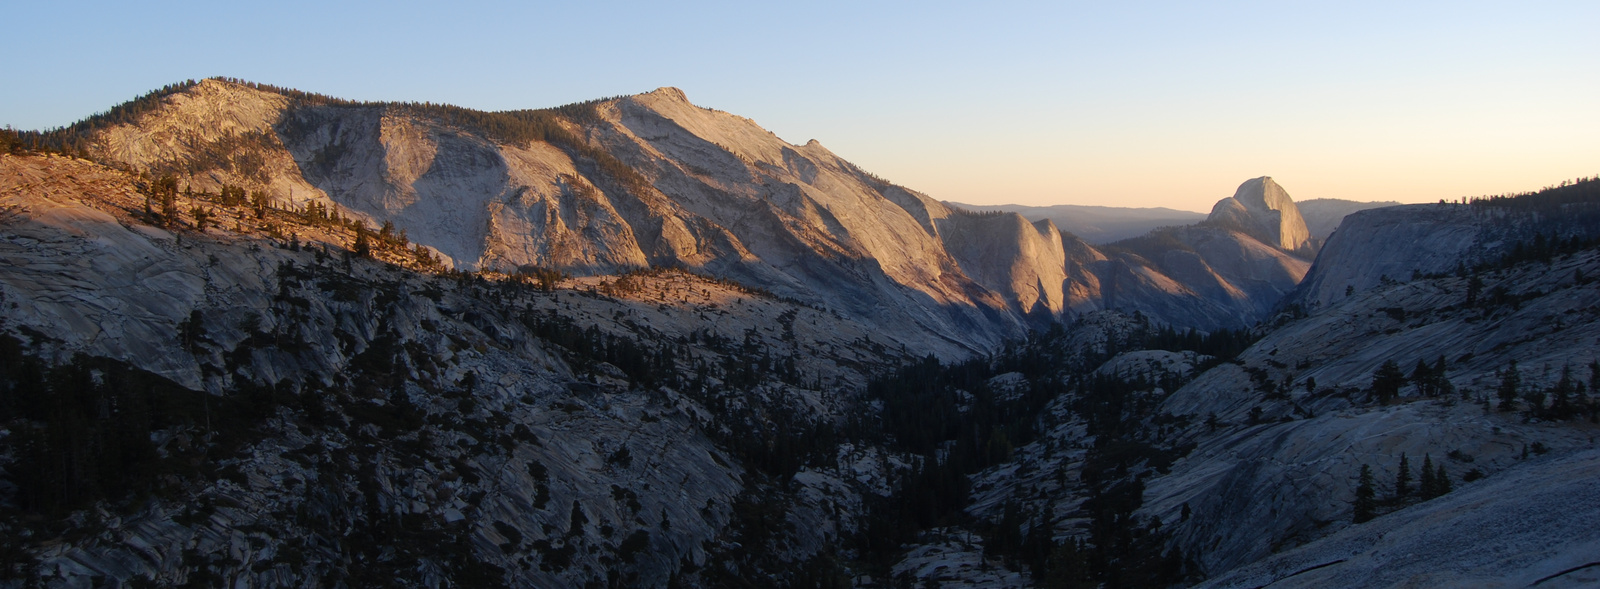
[644,86,691,103]
[1207,176,1312,253]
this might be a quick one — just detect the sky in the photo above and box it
[4,1,1597,211]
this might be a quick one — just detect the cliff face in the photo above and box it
[1093,223,1311,330]
[1207,176,1312,253]
[934,212,1070,319]
[81,81,1026,354]
[1291,200,1600,310]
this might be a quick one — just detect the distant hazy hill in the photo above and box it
[1296,197,1401,241]
[944,201,1205,243]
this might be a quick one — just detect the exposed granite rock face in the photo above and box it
[75,80,1332,353]
[1195,447,1600,588]
[1292,204,1491,310]
[0,154,909,587]
[1291,201,1600,310]
[1093,223,1311,330]
[934,212,1070,320]
[1145,242,1600,578]
[1207,177,1312,253]
[77,81,1017,356]
[944,201,1600,586]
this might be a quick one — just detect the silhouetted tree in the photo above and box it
[1353,465,1376,523]
[1419,455,1437,499]
[1394,453,1411,499]
[353,225,372,258]
[1434,355,1456,398]
[1410,359,1435,397]
[1550,365,1578,418]
[1372,360,1406,404]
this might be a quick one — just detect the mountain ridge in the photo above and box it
[42,78,1316,337]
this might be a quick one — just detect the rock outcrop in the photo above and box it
[1291,200,1600,310]
[1207,176,1312,254]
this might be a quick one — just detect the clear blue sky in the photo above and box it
[5,1,1597,210]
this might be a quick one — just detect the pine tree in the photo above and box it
[1523,378,1547,413]
[353,225,372,258]
[1435,463,1451,494]
[1354,465,1376,523]
[1497,361,1521,412]
[1411,359,1434,397]
[1551,365,1577,418]
[249,190,271,219]
[1435,355,1457,399]
[190,206,210,231]
[151,174,180,229]
[1394,453,1412,499]
[1419,455,1437,499]
[1372,360,1406,404]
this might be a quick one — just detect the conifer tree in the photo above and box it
[1354,465,1376,523]
[249,190,270,219]
[1372,360,1406,404]
[1551,365,1577,418]
[1394,453,1412,499]
[1434,355,1457,399]
[1419,455,1437,498]
[151,174,180,229]
[1435,463,1451,494]
[190,206,210,231]
[353,225,372,258]
[1411,359,1434,396]
[1523,378,1547,413]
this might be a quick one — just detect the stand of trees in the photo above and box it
[859,327,1198,587]
[1351,452,1454,525]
